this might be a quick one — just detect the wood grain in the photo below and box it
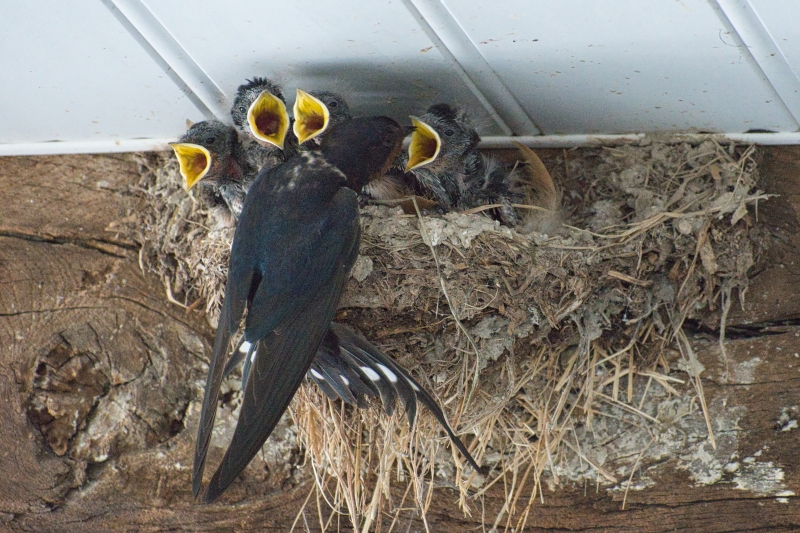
[1,149,798,532]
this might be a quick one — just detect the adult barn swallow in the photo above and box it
[193,116,407,503]
[170,120,256,224]
[171,122,474,446]
[292,89,414,203]
[291,89,417,203]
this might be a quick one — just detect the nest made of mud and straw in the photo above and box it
[130,139,767,532]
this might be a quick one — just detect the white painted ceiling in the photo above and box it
[2,0,800,154]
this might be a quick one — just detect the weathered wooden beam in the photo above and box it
[1,149,798,531]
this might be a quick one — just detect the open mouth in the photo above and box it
[169,142,212,189]
[247,90,289,149]
[405,117,441,171]
[293,89,330,144]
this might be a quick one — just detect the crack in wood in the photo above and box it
[0,229,137,258]
[99,294,204,332]
[0,306,107,317]
[684,319,800,339]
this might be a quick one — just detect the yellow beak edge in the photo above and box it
[247,91,289,149]
[406,117,441,171]
[293,89,330,145]
[169,142,211,190]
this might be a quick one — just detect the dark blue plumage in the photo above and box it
[193,117,408,502]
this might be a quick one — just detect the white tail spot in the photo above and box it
[377,364,398,383]
[360,366,381,381]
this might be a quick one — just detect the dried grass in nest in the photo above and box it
[130,153,233,321]
[128,140,767,531]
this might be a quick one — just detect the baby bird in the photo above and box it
[403,103,525,225]
[230,77,297,171]
[405,103,481,210]
[169,120,256,225]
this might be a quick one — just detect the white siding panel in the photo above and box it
[142,0,506,133]
[0,1,204,144]
[442,0,797,134]
[2,1,800,154]
[748,0,800,118]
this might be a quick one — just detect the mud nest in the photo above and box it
[130,139,767,531]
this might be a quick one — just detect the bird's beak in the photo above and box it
[169,142,211,190]
[405,117,441,171]
[293,89,330,144]
[247,90,289,149]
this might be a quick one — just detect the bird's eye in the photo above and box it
[328,100,338,108]
[206,137,216,144]
[444,129,455,136]
[238,106,246,113]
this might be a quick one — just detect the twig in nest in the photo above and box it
[459,203,552,216]
[621,435,656,510]
[718,282,733,384]
[563,439,618,484]
[607,270,653,287]
[674,326,716,450]
[185,296,204,314]
[164,281,187,309]
[289,485,317,533]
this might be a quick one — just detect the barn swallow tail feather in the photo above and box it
[223,324,482,473]
[326,323,481,472]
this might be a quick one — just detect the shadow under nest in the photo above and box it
[130,139,767,531]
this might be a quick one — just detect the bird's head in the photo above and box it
[406,103,480,173]
[293,90,351,145]
[320,116,405,192]
[231,77,289,150]
[169,121,239,190]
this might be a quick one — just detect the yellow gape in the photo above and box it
[247,91,290,149]
[169,142,212,190]
[293,89,330,144]
[405,117,441,171]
